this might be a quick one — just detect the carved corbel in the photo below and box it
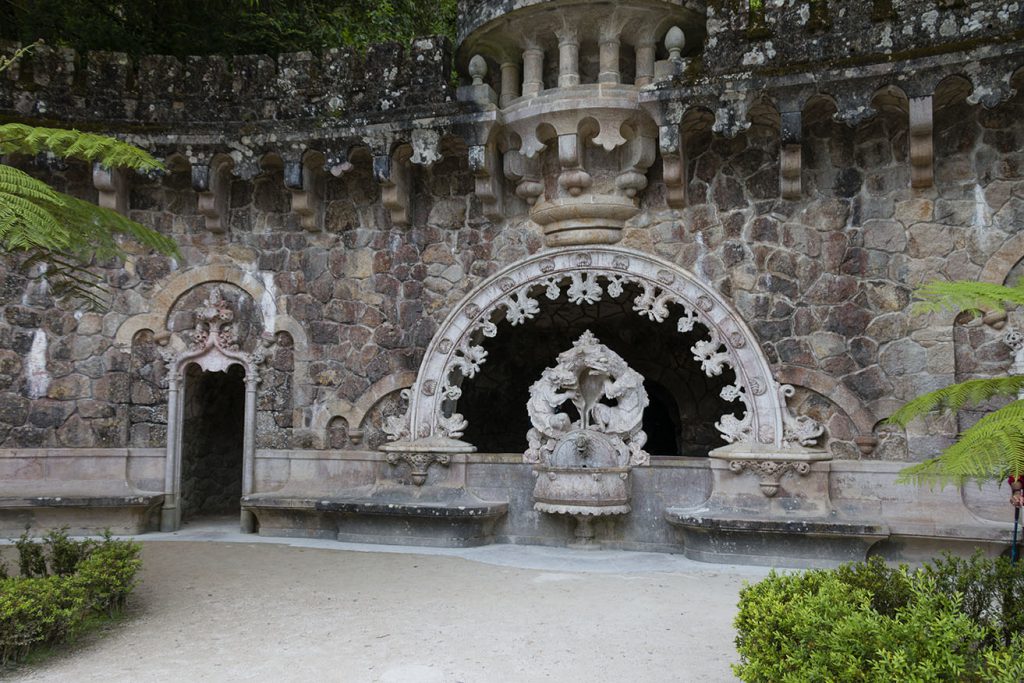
[616,133,656,199]
[503,150,544,205]
[556,133,592,197]
[284,152,325,231]
[780,111,802,200]
[469,140,503,221]
[92,163,128,215]
[728,459,811,498]
[385,450,451,486]
[410,128,443,169]
[659,125,686,209]
[712,89,752,139]
[374,145,411,227]
[909,96,933,189]
[193,156,233,233]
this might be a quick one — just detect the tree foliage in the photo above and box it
[888,280,1024,486]
[1,47,178,310]
[0,1,458,57]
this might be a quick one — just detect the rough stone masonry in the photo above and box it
[0,0,1022,565]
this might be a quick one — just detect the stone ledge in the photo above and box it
[0,481,164,535]
[665,507,890,568]
[243,485,509,547]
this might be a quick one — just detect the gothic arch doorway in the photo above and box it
[160,287,269,532]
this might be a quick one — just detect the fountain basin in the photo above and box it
[532,466,631,516]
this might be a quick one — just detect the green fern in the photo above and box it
[889,280,1024,487]
[897,401,1024,487]
[912,280,1024,316]
[888,376,1024,429]
[0,123,164,172]
[0,45,177,311]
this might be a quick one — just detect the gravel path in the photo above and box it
[7,527,770,682]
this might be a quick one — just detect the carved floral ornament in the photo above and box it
[384,247,822,451]
[728,459,812,498]
[159,286,272,385]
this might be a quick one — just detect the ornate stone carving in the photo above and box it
[162,286,270,383]
[728,459,812,498]
[386,450,452,486]
[383,388,412,442]
[394,248,818,450]
[525,331,649,467]
[779,385,826,446]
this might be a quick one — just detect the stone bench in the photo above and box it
[0,481,164,536]
[243,484,509,547]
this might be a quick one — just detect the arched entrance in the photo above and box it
[457,282,740,456]
[384,246,822,452]
[160,287,268,532]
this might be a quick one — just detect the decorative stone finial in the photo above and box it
[665,27,685,60]
[469,54,487,86]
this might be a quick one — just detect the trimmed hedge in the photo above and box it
[734,555,1024,682]
[0,530,142,666]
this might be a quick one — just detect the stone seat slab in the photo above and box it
[0,480,164,535]
[243,485,509,547]
[665,506,890,568]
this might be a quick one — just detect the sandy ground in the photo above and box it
[6,524,771,683]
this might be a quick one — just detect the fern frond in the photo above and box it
[0,124,164,173]
[911,280,1024,316]
[886,376,1024,427]
[0,165,66,206]
[1,172,178,310]
[898,400,1024,487]
[0,191,73,251]
[52,195,178,258]
[22,249,109,311]
[0,41,41,76]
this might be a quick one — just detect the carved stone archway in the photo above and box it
[385,246,821,452]
[159,287,271,532]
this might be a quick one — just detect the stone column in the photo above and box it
[598,31,620,84]
[634,41,655,87]
[556,29,580,88]
[160,373,181,532]
[522,46,544,97]
[500,61,521,107]
[240,373,259,533]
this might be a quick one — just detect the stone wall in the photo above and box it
[0,36,456,124]
[0,0,1021,490]
[704,0,1023,79]
[1,81,1022,461]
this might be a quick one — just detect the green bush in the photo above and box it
[0,531,142,666]
[0,577,86,666]
[73,536,142,616]
[734,554,1024,682]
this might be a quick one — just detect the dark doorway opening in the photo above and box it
[180,364,245,522]
[457,284,740,456]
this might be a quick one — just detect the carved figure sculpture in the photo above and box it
[524,330,649,466]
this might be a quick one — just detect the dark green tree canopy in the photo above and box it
[0,0,457,57]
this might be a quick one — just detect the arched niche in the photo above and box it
[385,246,822,451]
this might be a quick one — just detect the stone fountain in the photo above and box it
[525,331,650,546]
